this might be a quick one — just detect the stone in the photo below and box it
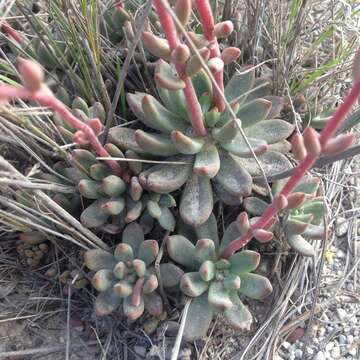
[314,351,326,360]
[282,341,291,350]
[349,347,357,356]
[295,349,303,358]
[325,342,335,352]
[331,347,340,358]
[335,217,348,237]
[339,334,347,345]
[347,334,354,343]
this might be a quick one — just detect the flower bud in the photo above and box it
[214,21,234,38]
[171,44,190,64]
[291,133,307,161]
[253,229,273,243]
[237,211,250,234]
[88,118,103,136]
[303,127,321,156]
[322,133,354,156]
[221,47,241,65]
[19,59,44,92]
[142,31,171,61]
[175,0,192,29]
[208,57,224,74]
[273,194,288,211]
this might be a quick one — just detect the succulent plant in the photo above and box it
[84,223,182,320]
[166,214,273,340]
[17,231,51,268]
[109,2,294,227]
[243,176,325,257]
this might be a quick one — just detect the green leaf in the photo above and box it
[72,96,89,116]
[214,151,252,197]
[195,239,217,263]
[180,272,209,297]
[303,223,325,239]
[137,240,159,265]
[225,67,255,103]
[158,206,176,231]
[193,145,220,178]
[293,177,320,195]
[239,273,273,299]
[78,179,100,199]
[244,120,294,144]
[101,175,126,197]
[245,78,271,101]
[108,127,147,155]
[195,213,219,248]
[220,134,268,157]
[213,182,243,205]
[72,149,97,172]
[157,87,188,122]
[212,119,239,143]
[84,249,116,271]
[102,198,125,215]
[171,130,205,155]
[142,94,188,133]
[139,158,192,193]
[114,243,134,262]
[288,234,315,256]
[229,250,260,274]
[285,218,309,236]
[122,222,144,252]
[144,292,163,317]
[219,221,242,252]
[180,173,213,227]
[92,269,116,292]
[95,289,122,316]
[192,69,212,99]
[159,263,184,288]
[302,201,325,223]
[208,281,233,310]
[90,164,112,181]
[243,197,268,216]
[167,235,199,270]
[264,96,284,119]
[237,99,272,128]
[183,293,214,341]
[199,260,216,282]
[123,296,144,321]
[155,59,185,90]
[135,130,179,156]
[80,199,110,228]
[224,291,253,331]
[147,200,162,219]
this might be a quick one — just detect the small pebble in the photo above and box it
[325,342,334,352]
[282,341,291,350]
[294,349,303,358]
[347,334,354,343]
[307,347,314,355]
[331,347,340,358]
[339,334,347,345]
[336,308,347,320]
[335,217,348,237]
[349,348,357,356]
[314,351,326,360]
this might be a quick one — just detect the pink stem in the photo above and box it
[153,0,207,136]
[0,84,122,176]
[195,0,225,111]
[1,21,24,44]
[221,76,360,259]
[131,278,145,307]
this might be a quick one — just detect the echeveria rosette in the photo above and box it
[243,176,325,256]
[109,66,294,227]
[84,223,182,320]
[166,215,273,341]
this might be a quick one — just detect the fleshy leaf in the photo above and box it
[237,99,272,128]
[219,221,242,252]
[288,234,315,256]
[195,239,217,263]
[245,78,271,101]
[183,293,214,341]
[224,291,253,331]
[243,197,268,216]
[140,158,192,193]
[95,289,122,316]
[159,263,184,288]
[213,182,243,205]
[114,243,134,262]
[302,201,325,223]
[244,120,294,144]
[158,206,176,231]
[214,151,252,197]
[195,213,219,248]
[193,145,220,178]
[141,94,188,133]
[171,130,205,155]
[80,199,109,228]
[208,281,233,310]
[92,269,116,292]
[108,126,147,154]
[137,240,159,265]
[143,292,163,317]
[180,173,213,227]
[212,119,239,143]
[123,296,144,321]
[285,218,309,236]
[84,249,116,271]
[154,59,185,90]
[192,69,212,99]
[264,96,284,119]
[135,130,179,156]
[167,235,199,270]
[229,250,260,274]
[303,223,325,239]
[220,133,268,157]
[122,222,144,253]
[225,67,255,103]
[180,272,209,297]
[239,273,273,299]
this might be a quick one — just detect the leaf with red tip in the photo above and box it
[92,269,115,292]
[171,130,205,154]
[135,130,179,156]
[80,199,110,228]
[19,59,44,92]
[95,289,122,316]
[84,249,116,271]
[142,31,171,60]
[264,96,285,119]
[137,240,159,265]
[154,59,185,90]
[185,47,210,76]
[285,218,309,236]
[208,281,233,311]
[109,126,147,155]
[253,229,273,243]
[171,44,190,64]
[274,194,288,210]
[123,296,144,321]
[214,20,234,38]
[180,272,209,297]
[195,239,217,262]
[88,118,103,136]
[237,211,250,234]
[286,192,306,209]
[221,47,241,65]
[287,234,315,257]
[243,197,268,216]
[199,260,216,282]
[193,145,220,178]
[195,213,219,248]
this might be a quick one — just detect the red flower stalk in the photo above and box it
[153,0,207,136]
[0,21,24,44]
[221,67,360,259]
[0,59,122,176]
[194,0,225,111]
